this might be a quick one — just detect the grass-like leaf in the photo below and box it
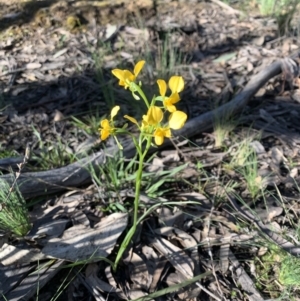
[131,271,212,301]
[0,179,31,236]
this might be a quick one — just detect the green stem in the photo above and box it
[135,85,150,108]
[113,136,152,271]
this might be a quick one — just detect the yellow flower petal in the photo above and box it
[163,101,176,113]
[141,118,150,130]
[111,106,120,119]
[100,117,115,140]
[163,92,180,112]
[123,70,135,83]
[134,60,145,77]
[170,92,180,103]
[111,69,125,86]
[112,61,145,90]
[142,114,148,124]
[154,133,164,145]
[157,79,167,97]
[153,127,171,145]
[163,128,171,138]
[146,106,163,125]
[111,69,124,80]
[169,111,187,130]
[168,76,184,94]
[100,129,110,140]
[124,115,139,125]
[100,119,111,140]
[101,119,110,129]
[112,69,134,88]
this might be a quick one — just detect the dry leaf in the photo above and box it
[146,157,164,173]
[151,236,194,279]
[85,263,126,299]
[29,219,69,240]
[219,235,231,273]
[271,147,286,165]
[53,110,64,122]
[1,259,64,301]
[267,206,283,222]
[42,212,127,262]
[127,252,150,290]
[250,140,265,155]
[156,226,200,275]
[281,57,299,82]
[25,63,42,69]
[229,250,264,301]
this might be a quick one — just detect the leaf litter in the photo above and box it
[1,0,300,300]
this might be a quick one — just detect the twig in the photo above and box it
[228,249,264,301]
[205,191,224,298]
[3,143,30,203]
[195,281,222,301]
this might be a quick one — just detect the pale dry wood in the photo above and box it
[2,260,65,301]
[0,243,46,265]
[0,55,296,198]
[42,212,128,262]
[0,213,127,267]
[150,236,194,279]
[228,249,264,301]
[0,264,35,297]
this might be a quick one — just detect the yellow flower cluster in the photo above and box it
[99,61,187,146]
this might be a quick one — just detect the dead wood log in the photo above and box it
[175,58,285,138]
[0,57,293,199]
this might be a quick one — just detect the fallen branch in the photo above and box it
[175,57,285,138]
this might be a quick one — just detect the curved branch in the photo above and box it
[175,58,283,138]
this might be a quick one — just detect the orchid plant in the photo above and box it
[99,60,187,270]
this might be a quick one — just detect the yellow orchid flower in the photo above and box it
[124,107,164,131]
[157,76,184,112]
[169,110,187,130]
[99,106,120,140]
[112,61,145,89]
[143,106,163,126]
[153,127,171,145]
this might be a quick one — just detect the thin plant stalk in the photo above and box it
[113,122,152,270]
[101,61,187,270]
